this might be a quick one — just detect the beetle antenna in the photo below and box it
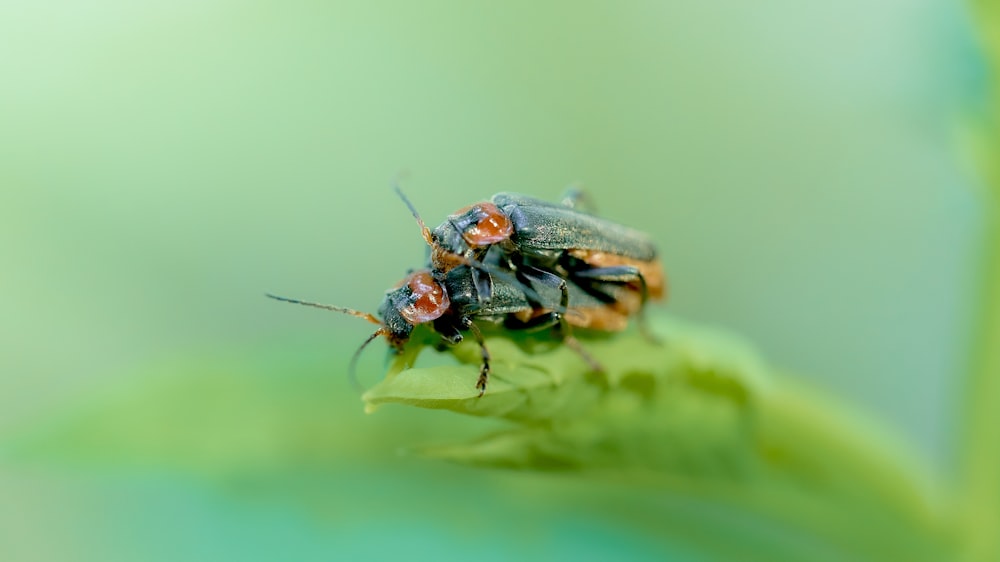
[266,293,381,325]
[348,328,388,393]
[392,182,435,248]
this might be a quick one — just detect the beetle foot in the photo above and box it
[476,370,489,397]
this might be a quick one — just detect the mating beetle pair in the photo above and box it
[427,192,664,307]
[269,188,665,395]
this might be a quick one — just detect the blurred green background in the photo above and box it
[0,1,987,560]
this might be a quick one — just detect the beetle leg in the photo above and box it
[433,317,464,345]
[519,268,605,372]
[470,266,493,302]
[559,184,598,214]
[463,319,491,396]
[561,334,603,372]
[516,265,567,312]
[570,265,648,304]
[552,274,603,372]
[569,265,660,344]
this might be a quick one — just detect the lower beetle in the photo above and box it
[267,255,646,395]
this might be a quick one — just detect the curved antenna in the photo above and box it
[392,182,435,247]
[265,293,381,325]
[348,328,388,393]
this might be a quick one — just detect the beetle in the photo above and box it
[396,189,666,334]
[267,257,631,395]
[269,187,664,395]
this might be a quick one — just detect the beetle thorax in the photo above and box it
[397,270,450,324]
[458,202,513,246]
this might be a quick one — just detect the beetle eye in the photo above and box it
[398,270,450,324]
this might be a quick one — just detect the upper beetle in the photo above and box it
[397,189,666,323]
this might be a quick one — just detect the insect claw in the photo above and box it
[476,373,488,397]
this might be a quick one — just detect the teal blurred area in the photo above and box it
[0,1,982,560]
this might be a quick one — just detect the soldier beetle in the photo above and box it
[267,260,606,395]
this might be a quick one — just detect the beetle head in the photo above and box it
[393,185,514,274]
[426,202,511,272]
[378,269,451,347]
[266,270,450,391]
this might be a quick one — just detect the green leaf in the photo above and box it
[1,317,956,560]
[364,316,953,561]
